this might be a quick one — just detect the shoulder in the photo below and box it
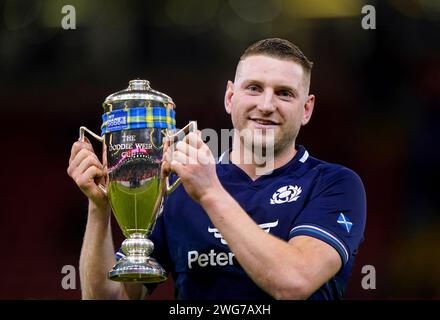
[308,156,364,185]
[321,162,363,186]
[305,157,366,197]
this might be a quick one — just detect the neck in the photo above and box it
[229,137,297,180]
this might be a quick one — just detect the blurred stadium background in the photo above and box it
[0,0,439,299]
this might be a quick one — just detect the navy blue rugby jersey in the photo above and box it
[117,145,366,300]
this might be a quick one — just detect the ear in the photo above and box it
[301,94,315,126]
[224,81,234,114]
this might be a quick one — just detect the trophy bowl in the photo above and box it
[79,79,196,283]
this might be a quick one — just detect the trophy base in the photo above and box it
[108,255,167,283]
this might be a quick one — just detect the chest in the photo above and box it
[163,177,314,272]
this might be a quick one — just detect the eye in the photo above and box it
[277,90,294,99]
[246,84,262,93]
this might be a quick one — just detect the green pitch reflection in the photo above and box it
[108,177,161,237]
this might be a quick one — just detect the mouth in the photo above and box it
[249,117,280,126]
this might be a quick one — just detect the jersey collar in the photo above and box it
[217,145,309,185]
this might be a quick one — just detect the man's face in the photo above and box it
[225,54,315,155]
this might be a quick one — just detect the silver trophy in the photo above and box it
[79,79,196,283]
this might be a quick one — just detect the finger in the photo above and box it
[76,155,104,176]
[184,132,204,149]
[170,158,185,177]
[172,150,189,166]
[69,148,92,176]
[69,148,96,170]
[162,136,171,152]
[162,145,173,163]
[76,165,103,189]
[197,146,216,166]
[69,140,94,165]
[161,160,171,178]
[81,135,92,144]
[82,137,94,152]
[176,141,200,165]
[175,140,196,154]
[69,142,84,165]
[69,149,100,173]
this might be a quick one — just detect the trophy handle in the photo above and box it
[165,121,198,194]
[79,126,108,195]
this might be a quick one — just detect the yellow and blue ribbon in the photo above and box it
[101,107,176,135]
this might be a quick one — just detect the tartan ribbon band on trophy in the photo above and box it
[101,107,176,135]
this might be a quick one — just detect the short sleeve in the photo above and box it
[289,166,366,266]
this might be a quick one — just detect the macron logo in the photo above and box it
[208,220,279,245]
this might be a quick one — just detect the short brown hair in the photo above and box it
[240,38,313,75]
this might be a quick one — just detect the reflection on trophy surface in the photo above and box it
[107,129,164,237]
[80,79,196,283]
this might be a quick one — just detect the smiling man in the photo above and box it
[68,38,366,300]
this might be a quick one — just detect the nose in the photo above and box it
[257,91,276,114]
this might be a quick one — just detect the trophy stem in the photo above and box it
[121,233,154,257]
[108,233,167,283]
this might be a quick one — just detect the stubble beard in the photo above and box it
[251,127,297,154]
[237,126,296,167]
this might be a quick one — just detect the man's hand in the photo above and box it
[164,131,222,203]
[67,138,109,211]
